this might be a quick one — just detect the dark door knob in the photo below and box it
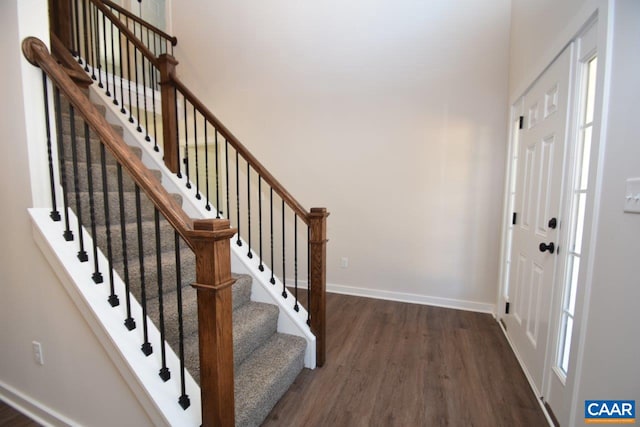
[548,218,557,229]
[539,242,555,254]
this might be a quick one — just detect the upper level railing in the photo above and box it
[23,36,237,425]
[54,0,329,368]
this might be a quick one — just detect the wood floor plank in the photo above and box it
[263,293,548,427]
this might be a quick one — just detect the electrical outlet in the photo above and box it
[340,257,349,268]
[32,341,44,365]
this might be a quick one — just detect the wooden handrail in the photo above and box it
[88,0,160,68]
[98,0,178,46]
[50,33,93,88]
[170,75,312,225]
[23,36,191,244]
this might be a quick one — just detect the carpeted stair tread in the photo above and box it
[234,333,307,427]
[143,274,254,352]
[118,247,196,302]
[93,217,182,260]
[67,191,183,226]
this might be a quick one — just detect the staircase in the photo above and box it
[58,94,306,425]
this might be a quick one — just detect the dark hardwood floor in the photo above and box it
[263,293,548,427]
[0,401,39,427]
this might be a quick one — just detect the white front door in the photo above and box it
[504,45,572,395]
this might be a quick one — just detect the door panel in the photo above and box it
[504,46,572,395]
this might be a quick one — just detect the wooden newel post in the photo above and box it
[157,54,179,173]
[309,207,329,367]
[186,219,237,427]
[49,0,73,51]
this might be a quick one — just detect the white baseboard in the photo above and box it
[326,282,496,314]
[0,380,76,427]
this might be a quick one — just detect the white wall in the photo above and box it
[509,0,640,424]
[0,1,153,425]
[171,0,512,309]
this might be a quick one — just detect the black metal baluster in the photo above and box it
[83,123,103,284]
[110,20,119,105]
[91,3,99,82]
[53,88,73,241]
[118,26,126,113]
[42,74,60,222]
[183,97,190,188]
[294,213,299,311]
[235,150,241,246]
[68,106,88,262]
[174,231,190,410]
[134,45,142,133]
[101,13,110,95]
[150,66,158,151]
[82,0,90,71]
[247,164,252,258]
[307,226,311,325]
[155,208,171,381]
[225,139,230,219]
[117,164,135,330]
[72,0,81,59]
[282,200,287,298]
[136,185,152,356]
[141,55,150,142]
[215,130,220,217]
[270,188,275,284]
[89,4,102,82]
[194,107,201,200]
[126,25,134,123]
[100,143,119,307]
[204,120,211,211]
[258,176,264,271]
[174,87,181,178]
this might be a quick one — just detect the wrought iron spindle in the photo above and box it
[155,208,171,381]
[270,188,275,284]
[174,87,181,179]
[225,139,230,219]
[134,45,142,133]
[117,164,135,330]
[247,164,252,257]
[141,55,150,141]
[294,213,299,311]
[117,25,126,112]
[68,106,88,262]
[135,185,152,356]
[82,0,90,71]
[92,4,101,84]
[174,231,190,410]
[82,122,103,284]
[53,88,73,241]
[215,130,220,217]
[258,176,264,271]
[282,199,287,298]
[42,74,60,222]
[183,96,190,189]
[101,13,110,96]
[193,106,201,199]
[307,226,311,325]
[150,64,158,151]
[126,28,134,123]
[100,143,119,307]
[73,0,81,59]
[235,150,241,246]
[204,120,211,210]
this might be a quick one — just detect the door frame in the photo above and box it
[496,8,611,427]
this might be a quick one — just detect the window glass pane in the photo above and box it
[580,126,593,190]
[573,193,587,253]
[568,256,580,315]
[561,316,574,374]
[585,58,598,124]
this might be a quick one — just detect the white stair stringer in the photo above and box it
[29,208,202,427]
[87,71,317,369]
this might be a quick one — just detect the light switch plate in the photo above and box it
[624,178,640,214]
